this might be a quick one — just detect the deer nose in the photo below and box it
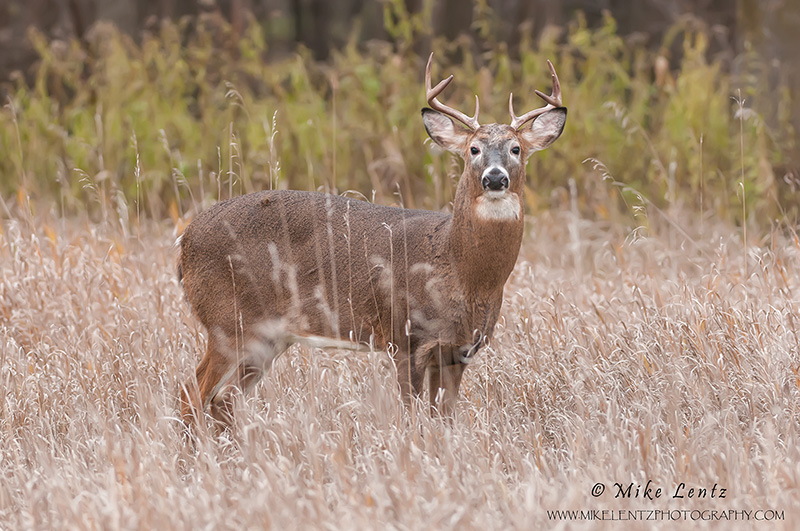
[482,168,509,191]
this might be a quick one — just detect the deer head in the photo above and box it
[421,53,567,221]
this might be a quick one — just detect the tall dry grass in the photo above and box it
[1,204,798,529]
[1,7,797,528]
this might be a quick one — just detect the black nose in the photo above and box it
[482,169,509,191]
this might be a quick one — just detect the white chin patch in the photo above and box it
[474,191,521,221]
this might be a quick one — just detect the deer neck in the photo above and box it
[447,182,524,298]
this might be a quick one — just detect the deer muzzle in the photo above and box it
[481,167,509,191]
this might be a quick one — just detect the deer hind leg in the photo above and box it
[205,361,265,427]
[181,326,291,428]
[180,330,258,428]
[428,345,465,417]
[180,335,238,427]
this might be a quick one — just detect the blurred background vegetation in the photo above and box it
[0,0,797,227]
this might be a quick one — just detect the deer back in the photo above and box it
[179,190,475,348]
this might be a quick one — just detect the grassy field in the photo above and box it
[1,8,798,529]
[1,204,797,529]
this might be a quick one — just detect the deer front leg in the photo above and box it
[428,345,465,417]
[395,353,425,410]
[428,362,465,417]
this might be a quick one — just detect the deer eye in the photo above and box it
[470,146,480,155]
[511,146,520,155]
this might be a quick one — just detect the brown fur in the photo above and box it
[178,102,566,426]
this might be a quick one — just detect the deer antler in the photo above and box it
[509,59,563,130]
[425,52,480,131]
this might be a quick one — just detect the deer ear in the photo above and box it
[422,108,471,153]
[520,107,567,155]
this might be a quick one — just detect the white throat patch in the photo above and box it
[474,191,522,221]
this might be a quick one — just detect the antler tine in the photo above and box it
[425,52,480,131]
[509,59,563,130]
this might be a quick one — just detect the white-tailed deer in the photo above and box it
[178,53,566,425]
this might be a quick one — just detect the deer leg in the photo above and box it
[395,354,425,410]
[238,362,266,394]
[204,361,263,428]
[428,345,465,417]
[182,325,292,429]
[180,335,238,427]
[428,363,465,416]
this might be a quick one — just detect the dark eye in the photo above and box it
[511,146,520,155]
[470,146,480,155]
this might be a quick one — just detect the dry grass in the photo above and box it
[1,208,799,529]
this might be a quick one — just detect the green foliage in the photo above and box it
[0,10,793,223]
